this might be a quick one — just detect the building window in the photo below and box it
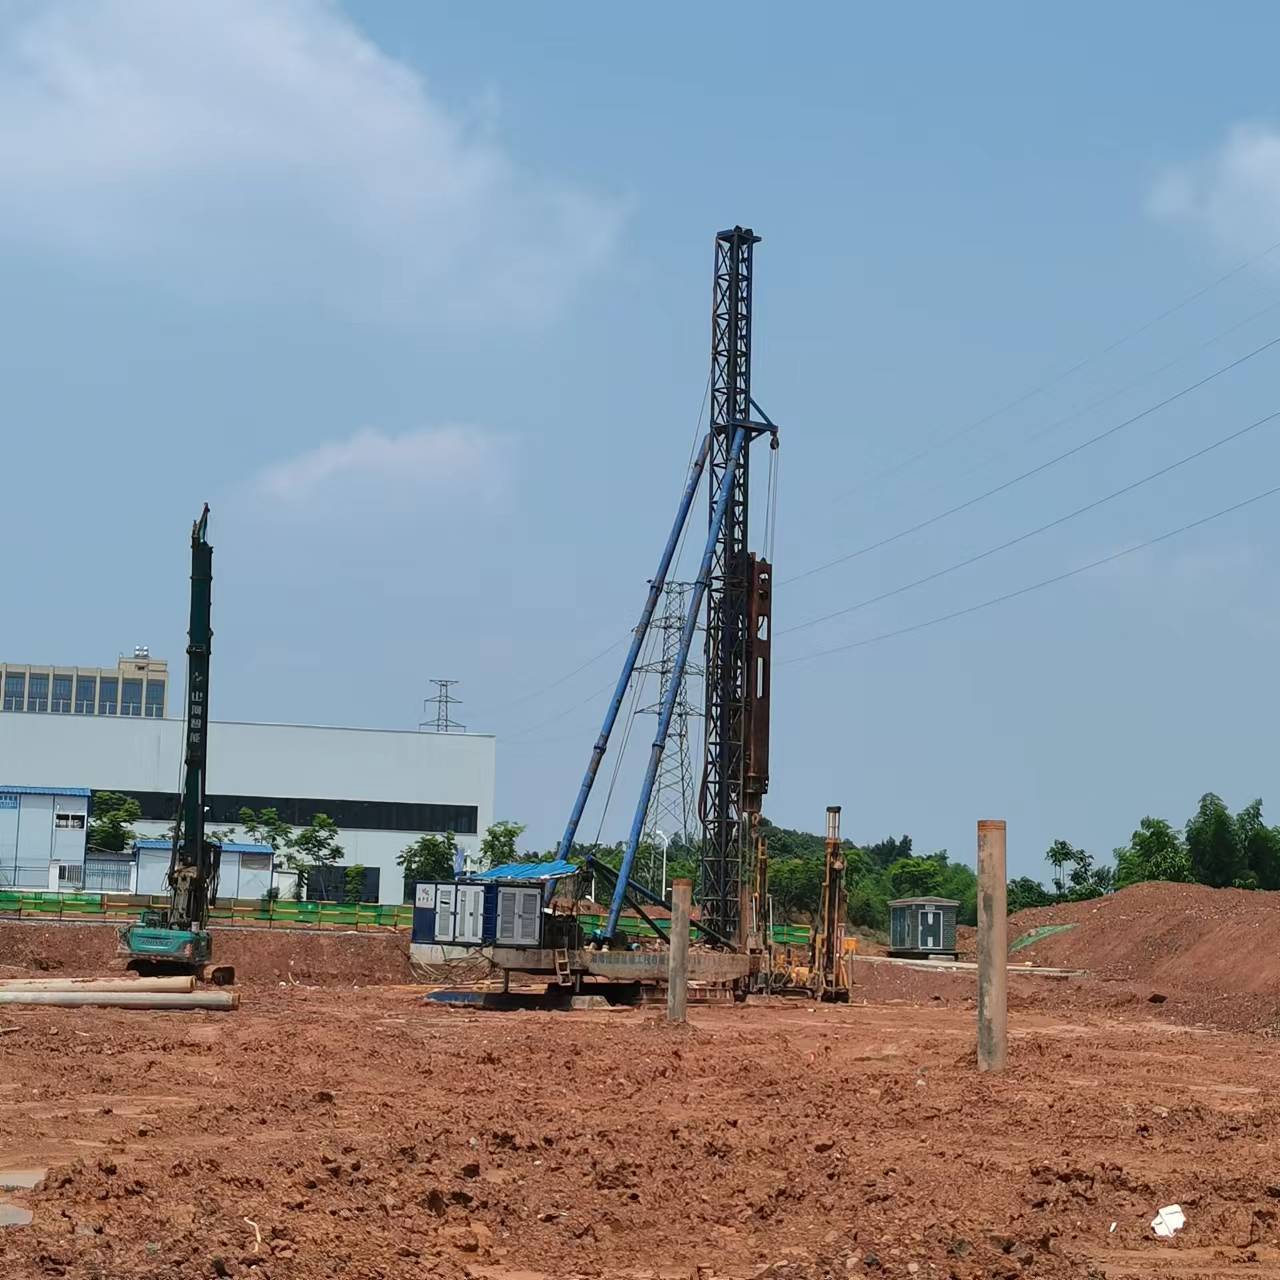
[55,813,86,829]
[26,673,48,713]
[98,677,118,715]
[2,673,24,712]
[120,678,143,717]
[108,789,480,834]
[51,675,73,714]
[75,675,97,714]
[145,680,165,718]
[240,853,271,871]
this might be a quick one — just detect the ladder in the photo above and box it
[553,948,573,987]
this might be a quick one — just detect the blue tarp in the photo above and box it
[472,859,578,882]
[0,785,91,797]
[134,838,272,855]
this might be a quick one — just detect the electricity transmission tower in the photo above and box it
[636,581,701,893]
[421,679,465,732]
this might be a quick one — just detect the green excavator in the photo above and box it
[117,504,233,985]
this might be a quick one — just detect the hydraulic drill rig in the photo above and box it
[550,227,778,960]
[118,505,233,984]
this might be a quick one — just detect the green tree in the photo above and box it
[1006,876,1053,913]
[936,856,978,926]
[397,832,459,886]
[238,807,291,856]
[1045,839,1080,899]
[283,813,344,898]
[1186,793,1245,888]
[886,856,944,899]
[344,864,367,904]
[1114,816,1192,888]
[87,791,141,853]
[847,875,891,930]
[863,834,913,872]
[480,820,526,869]
[1236,799,1280,890]
[769,856,823,914]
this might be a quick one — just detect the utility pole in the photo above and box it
[421,679,465,733]
[639,581,700,893]
[667,877,692,1024]
[977,819,1008,1073]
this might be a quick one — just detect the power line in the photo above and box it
[854,291,1280,521]
[782,329,1280,588]
[781,407,1280,637]
[468,635,628,726]
[503,676,618,742]
[843,235,1280,498]
[474,374,714,731]
[779,481,1280,667]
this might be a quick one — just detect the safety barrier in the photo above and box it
[0,891,812,945]
[0,890,412,932]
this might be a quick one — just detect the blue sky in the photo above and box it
[5,1,1280,878]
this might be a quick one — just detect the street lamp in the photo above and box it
[653,829,671,900]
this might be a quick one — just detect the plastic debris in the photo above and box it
[1151,1205,1185,1238]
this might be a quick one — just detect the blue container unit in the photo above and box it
[411,880,545,948]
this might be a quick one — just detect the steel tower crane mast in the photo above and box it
[552,225,777,953]
[701,227,775,944]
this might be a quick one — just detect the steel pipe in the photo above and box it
[0,976,196,992]
[0,990,238,1010]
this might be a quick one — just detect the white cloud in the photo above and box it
[1149,123,1280,256]
[0,0,619,320]
[253,425,503,504]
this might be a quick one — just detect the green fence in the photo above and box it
[1,890,811,945]
[0,889,412,931]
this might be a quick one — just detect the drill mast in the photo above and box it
[701,227,773,944]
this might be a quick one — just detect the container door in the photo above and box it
[456,886,485,943]
[919,908,941,950]
[515,888,542,946]
[890,908,906,950]
[434,884,456,942]
[496,888,517,944]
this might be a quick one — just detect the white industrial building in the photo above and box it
[0,713,495,905]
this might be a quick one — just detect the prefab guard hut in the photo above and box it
[888,896,959,959]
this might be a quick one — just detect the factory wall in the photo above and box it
[0,716,495,904]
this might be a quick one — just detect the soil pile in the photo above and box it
[1010,881,1280,1028]
[0,921,412,986]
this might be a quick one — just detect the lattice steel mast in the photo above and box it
[637,581,701,891]
[700,227,775,944]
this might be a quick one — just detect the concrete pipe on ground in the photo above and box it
[0,990,239,1011]
[0,976,197,993]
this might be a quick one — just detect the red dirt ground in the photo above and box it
[3,885,1280,1279]
[0,921,413,987]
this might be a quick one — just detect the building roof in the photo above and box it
[471,859,578,882]
[889,896,961,907]
[0,785,91,797]
[134,838,272,856]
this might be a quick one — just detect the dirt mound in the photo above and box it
[0,920,412,986]
[1009,881,1280,1028]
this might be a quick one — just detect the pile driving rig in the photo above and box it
[413,226,781,995]
[118,505,232,985]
